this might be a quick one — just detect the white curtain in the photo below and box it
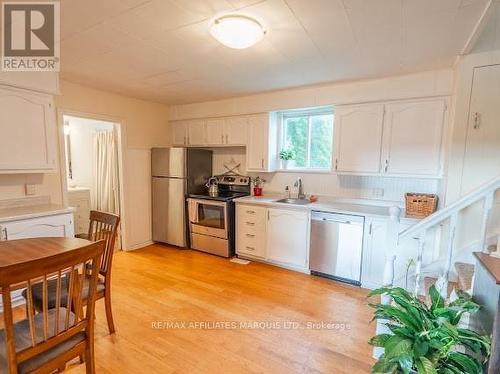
[93,130,120,215]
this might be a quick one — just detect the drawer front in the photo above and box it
[236,205,266,258]
[239,205,266,222]
[237,235,265,258]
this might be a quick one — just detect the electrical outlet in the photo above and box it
[25,184,36,196]
[372,188,384,197]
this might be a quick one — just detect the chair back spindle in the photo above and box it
[87,210,120,275]
[0,240,105,373]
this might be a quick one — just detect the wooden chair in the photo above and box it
[24,210,120,335]
[0,240,105,374]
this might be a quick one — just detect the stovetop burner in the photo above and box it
[188,191,248,202]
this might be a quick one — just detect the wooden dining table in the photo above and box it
[0,237,93,300]
[0,237,93,269]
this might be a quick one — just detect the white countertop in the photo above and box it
[235,194,421,222]
[0,204,74,223]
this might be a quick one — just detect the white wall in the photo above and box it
[170,69,453,120]
[55,80,170,250]
[172,69,453,205]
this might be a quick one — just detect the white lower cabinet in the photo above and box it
[68,188,91,235]
[236,204,309,272]
[266,208,309,270]
[361,217,388,289]
[0,212,75,309]
[236,204,267,258]
[1,213,74,240]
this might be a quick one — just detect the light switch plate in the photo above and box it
[25,184,36,196]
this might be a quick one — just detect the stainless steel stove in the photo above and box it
[187,175,250,257]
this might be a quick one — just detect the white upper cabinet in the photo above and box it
[266,208,309,270]
[246,113,277,172]
[205,119,225,145]
[0,86,57,173]
[334,104,384,173]
[187,120,206,146]
[171,116,247,147]
[171,121,188,146]
[225,117,247,145]
[204,117,248,146]
[334,98,446,177]
[381,99,445,176]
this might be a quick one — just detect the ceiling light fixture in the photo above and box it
[210,15,266,49]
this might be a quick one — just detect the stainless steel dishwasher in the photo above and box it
[309,211,364,286]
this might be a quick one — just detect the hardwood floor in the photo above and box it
[65,244,375,373]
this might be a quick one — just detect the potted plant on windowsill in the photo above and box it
[368,285,491,374]
[279,149,295,169]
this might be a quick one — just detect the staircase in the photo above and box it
[373,175,500,358]
[422,262,474,302]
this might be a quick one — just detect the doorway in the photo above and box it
[62,114,124,249]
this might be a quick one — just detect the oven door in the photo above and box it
[188,198,228,239]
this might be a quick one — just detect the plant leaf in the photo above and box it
[373,304,420,332]
[447,352,482,374]
[372,357,398,373]
[387,324,415,339]
[398,355,413,374]
[384,336,413,359]
[413,340,429,357]
[369,334,392,347]
[415,356,437,374]
[429,285,444,311]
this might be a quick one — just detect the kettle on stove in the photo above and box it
[205,176,219,197]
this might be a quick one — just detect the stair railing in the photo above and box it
[383,174,500,298]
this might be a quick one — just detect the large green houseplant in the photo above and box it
[368,286,491,374]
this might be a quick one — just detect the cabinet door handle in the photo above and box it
[473,112,481,129]
[384,159,389,173]
[245,222,255,226]
[246,234,255,238]
[368,223,372,235]
[335,159,338,171]
[225,135,228,144]
[246,210,255,214]
[221,134,224,143]
[261,159,264,169]
[245,246,255,251]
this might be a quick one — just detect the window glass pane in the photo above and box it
[284,117,308,168]
[310,114,334,168]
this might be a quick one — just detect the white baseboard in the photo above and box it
[125,240,154,251]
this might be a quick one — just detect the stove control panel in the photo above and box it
[217,175,250,186]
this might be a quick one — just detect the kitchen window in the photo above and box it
[279,107,334,170]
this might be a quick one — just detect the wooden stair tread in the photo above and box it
[454,262,475,290]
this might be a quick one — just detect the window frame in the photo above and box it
[278,106,335,172]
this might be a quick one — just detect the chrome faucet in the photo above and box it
[294,178,305,199]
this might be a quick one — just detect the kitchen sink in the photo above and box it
[274,198,311,205]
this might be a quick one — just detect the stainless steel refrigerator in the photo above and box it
[152,148,212,247]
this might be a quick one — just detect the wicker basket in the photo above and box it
[405,193,438,217]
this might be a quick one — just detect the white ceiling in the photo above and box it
[60,0,490,104]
